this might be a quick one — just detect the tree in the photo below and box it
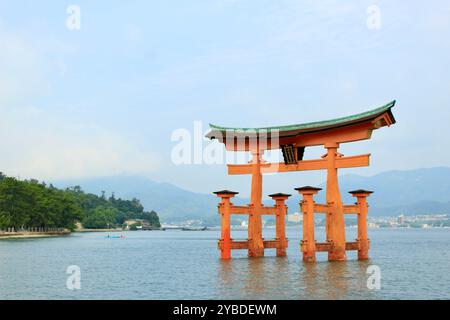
[0,177,33,229]
[142,210,161,228]
[82,206,118,229]
[0,174,161,231]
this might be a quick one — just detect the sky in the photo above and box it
[0,0,450,197]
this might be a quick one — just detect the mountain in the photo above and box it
[54,167,450,223]
[53,175,247,224]
[286,167,450,216]
[328,167,450,206]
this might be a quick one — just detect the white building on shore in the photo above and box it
[288,212,302,223]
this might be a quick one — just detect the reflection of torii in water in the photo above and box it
[206,100,396,262]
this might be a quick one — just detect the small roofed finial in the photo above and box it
[349,189,374,196]
[268,193,292,199]
[294,186,322,195]
[213,190,239,196]
[294,186,322,192]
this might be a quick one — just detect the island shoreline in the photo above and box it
[0,231,71,240]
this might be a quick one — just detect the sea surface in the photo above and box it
[0,227,449,300]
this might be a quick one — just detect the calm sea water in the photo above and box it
[0,228,449,300]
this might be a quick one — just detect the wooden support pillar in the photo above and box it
[295,186,321,263]
[248,151,264,257]
[349,189,373,260]
[269,193,291,257]
[214,190,238,260]
[324,142,347,261]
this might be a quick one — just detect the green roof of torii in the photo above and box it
[206,100,396,138]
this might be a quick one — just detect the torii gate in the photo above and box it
[206,101,396,261]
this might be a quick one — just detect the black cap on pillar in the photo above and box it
[349,189,373,197]
[268,193,291,198]
[213,190,239,195]
[295,186,321,192]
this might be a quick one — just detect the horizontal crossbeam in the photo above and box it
[343,205,359,214]
[230,206,251,214]
[302,203,359,214]
[308,241,361,252]
[228,154,370,175]
[218,206,277,215]
[218,239,288,250]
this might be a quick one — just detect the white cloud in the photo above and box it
[0,26,160,181]
[0,27,48,106]
[0,105,161,181]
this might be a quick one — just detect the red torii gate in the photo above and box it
[206,101,396,261]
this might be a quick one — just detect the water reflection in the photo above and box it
[323,261,350,299]
[244,258,266,297]
[300,262,319,299]
[217,254,293,299]
[218,254,376,299]
[300,258,377,299]
[217,259,233,286]
[273,256,291,292]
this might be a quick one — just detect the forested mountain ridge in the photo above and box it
[0,172,160,230]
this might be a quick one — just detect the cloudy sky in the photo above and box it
[1,1,450,196]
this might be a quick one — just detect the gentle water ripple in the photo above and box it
[0,228,449,299]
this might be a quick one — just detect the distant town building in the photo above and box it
[288,212,302,223]
[124,219,155,230]
[368,222,378,229]
[397,214,405,224]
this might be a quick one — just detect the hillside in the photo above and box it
[316,167,450,216]
[0,173,160,230]
[54,175,247,224]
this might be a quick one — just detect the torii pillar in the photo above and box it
[324,142,347,261]
[350,189,373,260]
[269,193,290,257]
[248,151,265,257]
[296,186,321,263]
[214,190,239,260]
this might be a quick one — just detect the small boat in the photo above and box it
[105,235,126,239]
[181,227,208,231]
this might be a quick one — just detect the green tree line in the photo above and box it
[0,172,160,230]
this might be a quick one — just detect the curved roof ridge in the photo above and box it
[209,100,396,133]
